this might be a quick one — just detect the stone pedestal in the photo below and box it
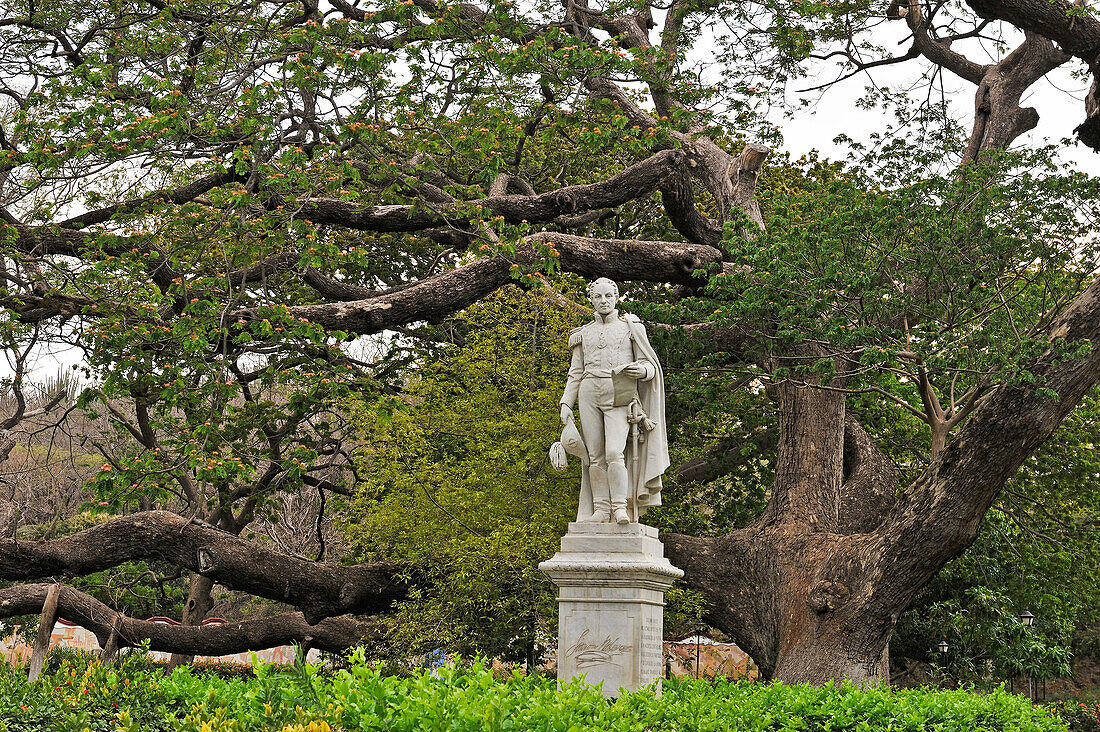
[539,522,683,697]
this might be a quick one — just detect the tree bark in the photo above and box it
[26,583,60,682]
[665,386,897,683]
[761,381,846,532]
[169,572,216,668]
[5,231,722,332]
[100,613,124,666]
[246,233,720,335]
[964,0,1100,150]
[768,531,893,684]
[962,33,1069,161]
[755,382,895,683]
[291,149,694,235]
[838,416,897,535]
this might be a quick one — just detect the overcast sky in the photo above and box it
[776,25,1096,173]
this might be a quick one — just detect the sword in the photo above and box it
[629,398,641,522]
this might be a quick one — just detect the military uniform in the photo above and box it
[560,309,656,522]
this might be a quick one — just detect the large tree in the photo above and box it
[1,0,1099,684]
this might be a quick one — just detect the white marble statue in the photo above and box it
[550,278,670,524]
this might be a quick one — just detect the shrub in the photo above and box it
[1051,700,1100,732]
[0,652,1070,732]
[41,646,98,677]
[185,659,266,681]
[161,653,1070,732]
[0,648,178,732]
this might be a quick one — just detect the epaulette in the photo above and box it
[622,313,642,323]
[568,327,584,348]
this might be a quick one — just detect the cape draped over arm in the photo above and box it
[626,315,670,513]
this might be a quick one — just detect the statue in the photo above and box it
[550,277,670,524]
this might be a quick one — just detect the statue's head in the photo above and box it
[587,277,619,315]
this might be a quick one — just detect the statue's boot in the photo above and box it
[582,466,611,522]
[608,461,630,525]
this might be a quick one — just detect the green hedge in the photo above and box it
[0,649,1070,732]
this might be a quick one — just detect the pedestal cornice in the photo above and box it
[538,522,683,588]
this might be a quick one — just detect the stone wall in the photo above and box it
[665,636,758,681]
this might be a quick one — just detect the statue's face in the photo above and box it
[590,281,617,315]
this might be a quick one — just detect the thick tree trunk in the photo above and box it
[667,275,1100,684]
[666,385,904,684]
[169,572,215,668]
[761,381,845,530]
[763,381,884,682]
[963,33,1069,161]
[769,532,895,684]
[666,528,898,684]
[964,0,1099,150]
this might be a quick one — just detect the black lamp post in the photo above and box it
[1019,610,1037,700]
[934,640,950,685]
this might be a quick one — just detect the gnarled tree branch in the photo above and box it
[0,510,406,623]
[0,583,378,655]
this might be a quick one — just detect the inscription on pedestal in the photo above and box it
[640,615,663,682]
[566,629,633,669]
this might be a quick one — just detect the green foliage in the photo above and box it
[16,510,112,540]
[343,286,578,663]
[631,142,1100,660]
[703,148,1099,380]
[892,509,1081,685]
[3,0,1100,693]
[633,142,1100,558]
[896,572,1073,686]
[663,583,710,640]
[643,365,774,538]
[891,384,1100,682]
[0,653,1072,731]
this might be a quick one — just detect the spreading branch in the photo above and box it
[0,510,406,623]
[964,0,1100,148]
[872,274,1100,615]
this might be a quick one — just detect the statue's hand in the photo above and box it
[621,363,647,379]
[560,404,573,424]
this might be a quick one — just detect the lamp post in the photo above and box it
[935,640,949,684]
[1020,610,1036,700]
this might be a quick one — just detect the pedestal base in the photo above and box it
[539,522,683,697]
